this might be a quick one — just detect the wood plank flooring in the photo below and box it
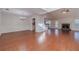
[0,30,79,51]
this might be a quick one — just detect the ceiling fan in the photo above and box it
[62,9,70,14]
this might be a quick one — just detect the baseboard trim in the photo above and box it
[1,30,32,34]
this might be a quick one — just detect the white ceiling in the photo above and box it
[1,8,60,17]
[42,8,60,12]
[1,8,79,19]
[46,8,79,19]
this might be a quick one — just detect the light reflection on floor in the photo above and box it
[55,29,59,36]
[74,32,79,41]
[74,32,79,45]
[47,29,51,35]
[37,32,46,44]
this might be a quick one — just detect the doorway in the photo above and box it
[32,18,35,32]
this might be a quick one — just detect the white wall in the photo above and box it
[1,12,32,33]
[50,20,55,28]
[71,19,79,31]
[58,17,74,29]
[51,17,79,31]
[49,19,60,29]
[0,12,1,35]
[1,12,47,33]
[3,11,78,33]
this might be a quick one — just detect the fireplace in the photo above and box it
[61,24,71,31]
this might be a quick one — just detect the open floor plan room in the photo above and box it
[0,8,79,51]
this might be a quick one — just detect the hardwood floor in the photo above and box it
[0,30,79,51]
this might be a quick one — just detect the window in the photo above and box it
[55,21,59,28]
[74,19,79,28]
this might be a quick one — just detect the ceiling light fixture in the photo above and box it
[62,9,70,14]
